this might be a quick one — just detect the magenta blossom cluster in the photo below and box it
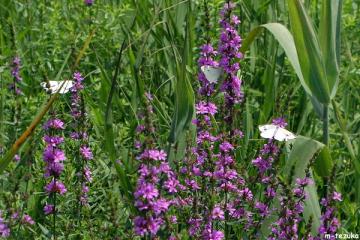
[250,118,284,214]
[188,101,223,238]
[42,117,67,214]
[134,148,180,236]
[11,212,35,226]
[317,191,342,239]
[9,56,22,95]
[269,177,313,240]
[249,120,282,233]
[198,44,218,96]
[183,2,248,239]
[186,37,224,238]
[0,211,10,238]
[133,94,181,237]
[218,2,243,110]
[70,72,93,206]
[84,0,93,6]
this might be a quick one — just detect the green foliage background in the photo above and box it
[0,0,359,239]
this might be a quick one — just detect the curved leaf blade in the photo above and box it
[319,0,342,98]
[288,0,330,104]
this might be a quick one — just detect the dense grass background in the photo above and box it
[0,0,359,239]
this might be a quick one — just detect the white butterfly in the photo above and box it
[201,65,223,83]
[258,124,296,142]
[40,80,73,94]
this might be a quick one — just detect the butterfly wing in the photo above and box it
[274,128,296,141]
[40,81,73,94]
[201,66,223,83]
[41,81,59,94]
[58,80,73,94]
[259,124,278,139]
[259,124,296,142]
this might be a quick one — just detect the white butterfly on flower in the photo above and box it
[258,124,296,142]
[201,65,223,83]
[40,80,73,94]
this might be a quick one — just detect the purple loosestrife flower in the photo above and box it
[218,2,243,110]
[13,154,20,162]
[318,191,342,238]
[11,212,19,220]
[9,56,22,95]
[43,204,54,215]
[133,93,179,237]
[43,146,66,163]
[269,176,313,239]
[198,44,218,96]
[43,135,64,146]
[247,118,286,233]
[211,206,225,220]
[184,17,226,239]
[196,101,218,116]
[84,0,93,6]
[202,223,225,240]
[70,72,93,206]
[183,3,248,238]
[42,113,67,215]
[22,215,35,225]
[43,119,65,130]
[272,117,287,128]
[80,145,93,160]
[0,211,10,238]
[45,179,67,195]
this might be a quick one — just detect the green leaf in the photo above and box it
[168,5,195,144]
[38,223,52,238]
[241,23,312,97]
[288,0,330,104]
[319,0,342,99]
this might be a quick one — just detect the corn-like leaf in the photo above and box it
[319,0,342,98]
[288,0,330,104]
[241,23,311,96]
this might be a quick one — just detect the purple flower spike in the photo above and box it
[43,204,55,215]
[45,180,67,195]
[84,0,94,6]
[22,215,35,225]
[80,145,93,160]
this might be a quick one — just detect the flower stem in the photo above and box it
[322,105,329,146]
[53,180,57,240]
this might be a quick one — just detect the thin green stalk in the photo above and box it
[322,105,329,146]
[0,73,3,156]
[53,181,57,240]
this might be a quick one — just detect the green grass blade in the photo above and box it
[168,3,195,144]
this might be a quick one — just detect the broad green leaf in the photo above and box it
[319,0,342,99]
[288,0,330,104]
[241,23,312,96]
